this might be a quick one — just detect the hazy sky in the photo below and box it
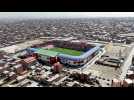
[0,12,134,19]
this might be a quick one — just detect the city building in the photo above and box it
[21,57,37,68]
[13,64,25,75]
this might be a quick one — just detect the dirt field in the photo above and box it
[88,64,121,79]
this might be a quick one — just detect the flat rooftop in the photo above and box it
[119,33,134,37]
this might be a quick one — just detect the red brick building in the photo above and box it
[21,57,37,68]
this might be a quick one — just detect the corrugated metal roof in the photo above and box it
[35,49,59,57]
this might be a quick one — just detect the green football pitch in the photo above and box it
[48,47,83,56]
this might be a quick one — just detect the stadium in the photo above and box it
[26,39,103,67]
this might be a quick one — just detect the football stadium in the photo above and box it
[26,39,103,67]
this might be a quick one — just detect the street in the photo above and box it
[120,43,134,79]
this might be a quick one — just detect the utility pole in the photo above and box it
[119,49,122,58]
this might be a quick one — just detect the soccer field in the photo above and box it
[49,47,83,56]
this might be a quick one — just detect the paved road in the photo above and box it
[120,43,134,79]
[81,48,106,73]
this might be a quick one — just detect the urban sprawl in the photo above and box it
[0,18,134,87]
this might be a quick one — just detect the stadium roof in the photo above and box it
[27,48,38,52]
[35,49,59,57]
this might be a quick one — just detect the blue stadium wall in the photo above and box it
[27,44,102,67]
[58,44,101,67]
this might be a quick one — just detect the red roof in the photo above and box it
[53,62,62,67]
[53,62,63,72]
[24,57,36,64]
